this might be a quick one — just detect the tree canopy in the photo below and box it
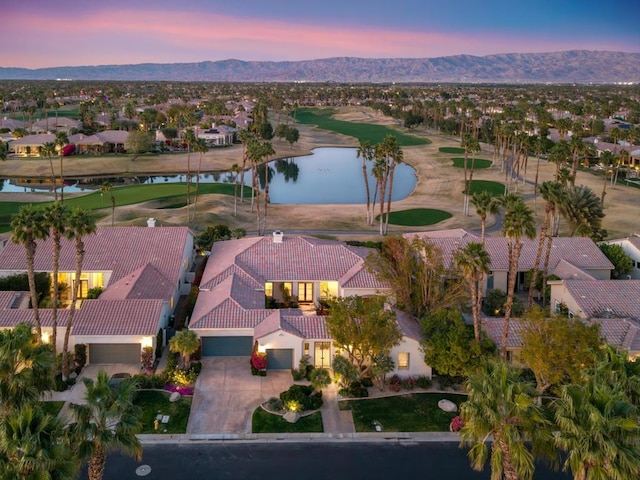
[599,243,633,279]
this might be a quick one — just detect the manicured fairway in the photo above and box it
[451,158,492,169]
[378,208,452,226]
[296,108,429,146]
[466,180,505,196]
[438,147,465,154]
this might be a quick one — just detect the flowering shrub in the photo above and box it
[140,347,154,371]
[171,368,198,386]
[450,416,464,432]
[388,374,402,392]
[164,384,194,396]
[401,377,416,390]
[251,352,267,371]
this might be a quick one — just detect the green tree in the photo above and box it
[62,208,96,379]
[382,135,404,234]
[11,205,50,342]
[168,329,200,370]
[284,126,299,148]
[420,308,494,377]
[599,243,633,279]
[326,296,402,378]
[557,184,605,238]
[470,191,500,245]
[460,359,552,480]
[125,130,154,160]
[182,128,197,224]
[454,242,491,341]
[68,371,141,480]
[520,306,601,395]
[500,195,536,359]
[0,405,78,479]
[309,368,331,395]
[101,182,116,227]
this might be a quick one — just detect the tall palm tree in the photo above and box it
[0,323,55,414]
[192,137,208,222]
[470,191,499,245]
[230,163,240,217]
[41,141,58,201]
[61,208,96,380]
[557,184,604,238]
[552,379,640,480]
[100,182,115,227]
[261,140,275,234]
[356,138,373,225]
[599,150,615,207]
[11,205,50,342]
[462,134,481,215]
[44,202,69,354]
[373,143,389,236]
[237,129,251,202]
[0,405,78,480]
[454,242,491,341]
[500,195,536,359]
[54,131,69,203]
[68,371,142,480]
[460,359,552,480]
[384,135,403,234]
[181,128,197,224]
[168,329,200,370]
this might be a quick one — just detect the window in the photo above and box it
[303,342,309,356]
[265,282,273,297]
[554,300,561,314]
[298,282,313,302]
[281,282,292,296]
[398,352,409,369]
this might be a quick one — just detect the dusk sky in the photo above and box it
[4,0,639,69]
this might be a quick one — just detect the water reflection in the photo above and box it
[0,148,417,204]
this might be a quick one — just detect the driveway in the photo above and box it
[187,357,293,434]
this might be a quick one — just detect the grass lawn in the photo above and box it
[340,393,466,432]
[251,407,324,433]
[466,180,505,196]
[378,208,452,226]
[39,401,65,416]
[439,147,465,154]
[451,158,492,169]
[296,108,429,146]
[134,390,192,434]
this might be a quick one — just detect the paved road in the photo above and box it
[89,443,570,480]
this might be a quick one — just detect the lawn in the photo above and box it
[339,393,466,432]
[378,208,452,226]
[438,147,465,154]
[451,158,492,169]
[134,390,192,434]
[39,401,65,416]
[466,180,505,196]
[251,407,324,433]
[296,108,429,146]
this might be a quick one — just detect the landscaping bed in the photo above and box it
[251,407,324,433]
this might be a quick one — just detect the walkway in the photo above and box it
[320,383,355,435]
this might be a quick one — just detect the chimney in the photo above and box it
[272,230,283,243]
[147,218,156,228]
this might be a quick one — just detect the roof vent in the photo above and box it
[147,217,156,228]
[273,231,284,243]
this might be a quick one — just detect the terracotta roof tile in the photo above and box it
[73,299,162,336]
[563,280,640,321]
[99,263,175,301]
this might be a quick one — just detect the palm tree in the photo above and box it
[384,135,403,234]
[100,182,116,227]
[41,141,58,201]
[460,359,552,480]
[500,195,536,359]
[230,163,240,217]
[182,128,197,224]
[356,139,373,225]
[454,242,491,341]
[237,129,251,202]
[552,379,640,480]
[11,205,50,342]
[192,137,208,222]
[0,405,78,479]
[68,371,142,480]
[55,131,69,203]
[461,134,481,215]
[470,191,500,245]
[61,208,96,379]
[373,143,389,236]
[557,184,604,238]
[261,140,275,234]
[599,150,615,207]
[168,329,200,370]
[44,202,70,354]
[0,324,55,414]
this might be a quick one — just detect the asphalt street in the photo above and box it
[89,442,570,480]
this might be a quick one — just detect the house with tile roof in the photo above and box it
[602,235,640,279]
[190,232,431,376]
[0,225,194,364]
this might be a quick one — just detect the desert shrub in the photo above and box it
[133,373,166,389]
[140,347,154,371]
[267,397,283,412]
[172,368,198,386]
[291,368,305,381]
[415,375,432,389]
[484,289,524,317]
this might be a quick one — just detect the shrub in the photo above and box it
[140,346,154,371]
[251,352,267,371]
[347,381,369,398]
[164,384,194,396]
[171,368,198,386]
[388,374,402,392]
[279,384,323,411]
[267,397,283,412]
[401,377,416,390]
[86,287,103,299]
[415,375,432,389]
[74,344,87,370]
[450,415,464,432]
[133,373,166,389]
[291,369,305,381]
[190,361,202,376]
[360,377,374,388]
[155,328,164,358]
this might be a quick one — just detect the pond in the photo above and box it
[0,148,418,205]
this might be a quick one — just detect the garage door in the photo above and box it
[267,349,293,370]
[89,344,140,364]
[201,336,253,357]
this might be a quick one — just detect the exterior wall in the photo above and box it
[255,330,304,366]
[390,337,432,378]
[341,287,388,298]
[605,239,640,279]
[586,268,613,280]
[172,233,195,312]
[191,328,254,339]
[548,282,584,318]
[40,326,69,352]
[491,271,508,292]
[72,334,153,364]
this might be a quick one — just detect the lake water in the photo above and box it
[0,148,417,205]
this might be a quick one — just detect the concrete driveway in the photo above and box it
[187,357,293,434]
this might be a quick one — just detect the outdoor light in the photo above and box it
[257,345,266,353]
[41,332,50,344]
[141,336,153,349]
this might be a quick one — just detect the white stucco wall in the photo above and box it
[390,337,432,378]
[256,330,304,366]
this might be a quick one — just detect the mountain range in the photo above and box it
[1,51,638,83]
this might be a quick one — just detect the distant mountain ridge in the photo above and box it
[1,51,638,83]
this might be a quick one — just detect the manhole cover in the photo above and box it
[135,465,152,476]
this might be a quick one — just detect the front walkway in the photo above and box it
[320,383,356,434]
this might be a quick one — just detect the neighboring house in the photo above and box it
[0,225,194,364]
[8,133,56,156]
[602,235,640,279]
[69,130,128,154]
[33,116,81,133]
[189,232,431,376]
[404,230,613,294]
[196,124,236,146]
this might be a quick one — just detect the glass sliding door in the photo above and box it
[314,341,331,368]
[298,282,313,303]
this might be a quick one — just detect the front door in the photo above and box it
[314,341,331,368]
[298,282,313,303]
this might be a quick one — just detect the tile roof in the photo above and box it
[98,263,175,301]
[282,315,330,339]
[562,279,640,321]
[552,259,597,281]
[395,310,422,341]
[72,299,163,336]
[482,317,528,348]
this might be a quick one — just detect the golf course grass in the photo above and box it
[377,208,452,226]
[451,158,492,169]
[438,147,465,154]
[296,108,429,146]
[466,180,505,196]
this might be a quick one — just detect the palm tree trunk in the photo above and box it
[362,161,371,225]
[49,156,58,202]
[63,237,85,379]
[51,234,60,354]
[501,240,521,359]
[470,277,480,341]
[528,204,551,306]
[88,446,106,480]
[59,155,64,203]
[263,162,269,235]
[384,164,396,234]
[379,177,386,236]
[26,242,42,343]
[541,235,553,307]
